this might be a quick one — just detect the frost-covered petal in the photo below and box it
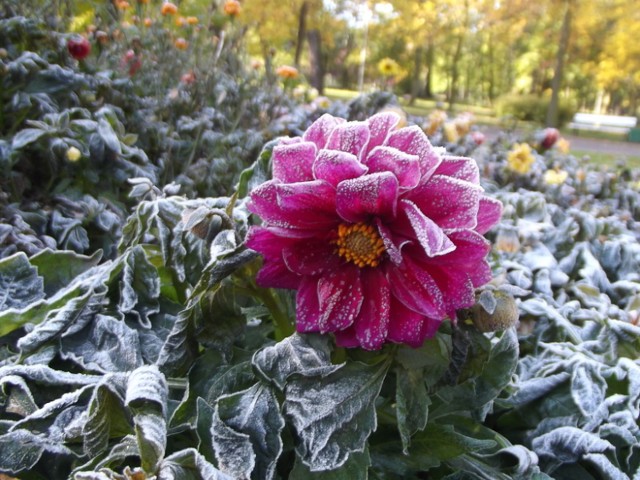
[475,196,503,234]
[400,199,456,257]
[336,172,399,223]
[387,297,426,347]
[317,265,363,331]
[408,175,481,230]
[426,264,475,319]
[364,111,401,155]
[364,146,421,189]
[387,254,445,319]
[434,155,480,184]
[385,126,441,180]
[312,149,367,186]
[326,121,370,159]
[353,268,390,349]
[272,141,317,183]
[296,277,321,332]
[275,181,339,229]
[375,219,405,265]
[283,238,341,276]
[256,259,301,289]
[303,114,345,150]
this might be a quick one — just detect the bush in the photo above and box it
[496,94,576,127]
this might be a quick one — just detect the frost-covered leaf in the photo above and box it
[159,448,233,480]
[83,380,130,458]
[395,363,430,454]
[0,429,74,473]
[11,127,48,150]
[0,252,44,311]
[290,445,370,480]
[583,453,628,480]
[211,383,284,479]
[236,139,278,198]
[30,248,102,296]
[285,359,390,471]
[97,117,122,155]
[252,333,332,390]
[532,427,613,463]
[119,246,160,328]
[510,372,571,405]
[60,315,143,373]
[134,411,167,474]
[0,375,37,417]
[571,363,607,417]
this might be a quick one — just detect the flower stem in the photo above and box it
[258,287,294,341]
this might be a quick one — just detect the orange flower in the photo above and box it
[175,16,187,27]
[174,37,188,50]
[143,17,153,27]
[276,65,299,80]
[223,0,241,16]
[186,16,198,25]
[161,2,178,15]
[138,0,149,3]
[116,0,130,10]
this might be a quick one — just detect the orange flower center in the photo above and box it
[335,223,385,268]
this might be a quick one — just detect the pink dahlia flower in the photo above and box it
[246,112,502,350]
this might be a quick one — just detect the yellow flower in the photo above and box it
[377,57,400,77]
[161,2,178,16]
[66,146,82,162]
[507,143,535,174]
[495,228,520,253]
[276,65,299,80]
[443,122,459,143]
[223,0,241,16]
[544,169,569,185]
[425,109,447,136]
[555,137,570,154]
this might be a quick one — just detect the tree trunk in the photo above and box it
[294,1,308,68]
[546,1,572,127]
[448,0,469,112]
[409,47,424,105]
[307,29,324,93]
[424,39,434,98]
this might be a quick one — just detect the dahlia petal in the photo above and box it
[276,180,339,228]
[364,111,401,155]
[387,297,426,347]
[326,121,370,159]
[427,265,475,318]
[296,277,322,332]
[375,219,405,265]
[401,199,456,257]
[385,126,441,180]
[333,328,360,348]
[445,229,492,264]
[256,260,301,289]
[318,265,363,331]
[364,146,421,189]
[475,196,503,234]
[272,141,317,183]
[387,254,446,319]
[353,268,391,350]
[303,114,345,150]
[408,175,481,230]
[434,155,480,184]
[283,238,341,276]
[336,172,399,223]
[245,226,298,259]
[312,149,367,186]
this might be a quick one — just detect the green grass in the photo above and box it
[571,149,640,169]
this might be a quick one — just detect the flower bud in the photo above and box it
[66,146,82,162]
[67,36,91,60]
[469,290,519,332]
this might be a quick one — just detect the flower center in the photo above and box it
[335,222,385,268]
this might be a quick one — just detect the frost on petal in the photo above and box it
[353,268,391,350]
[275,181,339,229]
[283,238,341,276]
[303,113,345,150]
[364,111,401,156]
[385,126,441,180]
[245,226,298,259]
[364,146,421,189]
[272,141,317,183]
[312,149,367,187]
[375,219,406,265]
[326,121,371,159]
[408,175,481,230]
[400,199,456,257]
[317,265,363,332]
[336,172,399,223]
[476,196,503,234]
[427,264,476,319]
[387,297,426,347]
[387,254,446,320]
[257,259,301,289]
[434,155,480,184]
[296,277,322,332]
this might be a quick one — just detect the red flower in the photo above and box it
[67,37,91,60]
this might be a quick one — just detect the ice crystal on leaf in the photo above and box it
[247,112,502,350]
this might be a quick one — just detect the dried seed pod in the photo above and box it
[469,289,519,332]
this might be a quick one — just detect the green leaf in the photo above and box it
[395,363,430,454]
[97,118,122,155]
[0,375,38,417]
[83,380,131,458]
[290,445,371,480]
[285,359,390,471]
[118,246,161,328]
[11,128,48,150]
[0,429,74,474]
[252,333,332,390]
[0,252,44,311]
[211,383,284,480]
[159,448,233,480]
[30,249,102,297]
[571,363,607,417]
[532,427,613,464]
[235,138,279,198]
